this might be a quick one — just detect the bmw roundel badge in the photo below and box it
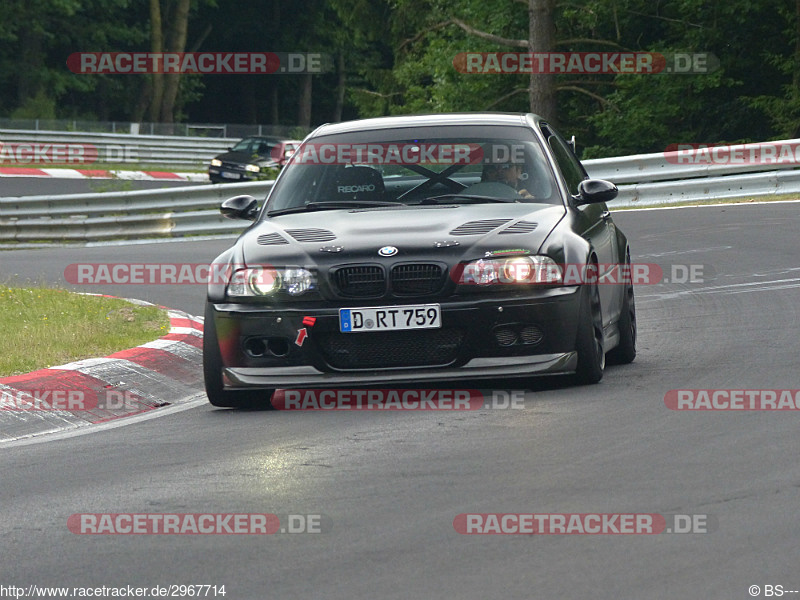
[378,246,399,256]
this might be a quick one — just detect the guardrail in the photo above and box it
[0,129,238,169]
[2,138,800,247]
[585,140,800,184]
[0,180,273,245]
[603,168,800,207]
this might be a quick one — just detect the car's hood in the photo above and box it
[214,150,266,164]
[239,203,566,267]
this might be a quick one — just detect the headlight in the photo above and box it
[248,267,281,295]
[245,164,260,173]
[227,267,315,298]
[282,268,315,295]
[459,255,563,286]
[210,159,222,167]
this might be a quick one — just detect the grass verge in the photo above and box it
[0,285,170,377]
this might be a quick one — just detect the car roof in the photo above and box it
[240,136,288,143]
[309,112,543,137]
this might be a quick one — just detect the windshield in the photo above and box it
[232,138,278,155]
[264,125,560,216]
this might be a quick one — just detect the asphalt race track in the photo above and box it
[1,202,799,599]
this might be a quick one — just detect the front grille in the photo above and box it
[391,263,444,295]
[316,329,464,369]
[332,266,385,297]
[221,162,241,170]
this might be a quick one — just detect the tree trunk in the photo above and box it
[270,86,279,125]
[297,73,313,128]
[269,2,281,126]
[242,81,258,123]
[159,0,192,123]
[793,0,800,136]
[794,0,800,93]
[132,78,153,123]
[333,52,346,122]
[147,0,164,123]
[18,26,44,106]
[528,0,557,123]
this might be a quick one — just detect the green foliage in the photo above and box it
[1,0,799,155]
[10,90,56,119]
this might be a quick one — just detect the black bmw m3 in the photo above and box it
[203,113,636,407]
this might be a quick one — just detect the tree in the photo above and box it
[745,0,800,138]
[0,0,148,121]
[133,0,195,124]
[451,0,557,120]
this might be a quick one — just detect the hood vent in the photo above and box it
[449,219,512,236]
[257,232,290,245]
[286,228,337,243]
[500,220,538,234]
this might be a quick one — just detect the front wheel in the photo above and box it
[574,273,605,385]
[203,302,274,409]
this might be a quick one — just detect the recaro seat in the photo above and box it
[332,165,386,202]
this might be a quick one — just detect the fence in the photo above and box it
[0,117,304,139]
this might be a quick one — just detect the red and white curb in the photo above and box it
[0,166,208,181]
[0,298,204,443]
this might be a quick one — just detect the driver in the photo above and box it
[482,161,533,198]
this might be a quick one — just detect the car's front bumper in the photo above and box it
[223,353,577,388]
[208,166,258,182]
[210,285,584,390]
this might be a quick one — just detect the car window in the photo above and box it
[543,125,587,195]
[256,142,276,155]
[267,126,562,214]
[231,138,253,152]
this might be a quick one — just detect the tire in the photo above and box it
[607,254,636,365]
[203,302,274,409]
[574,266,605,385]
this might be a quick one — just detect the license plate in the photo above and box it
[221,171,241,179]
[340,304,441,333]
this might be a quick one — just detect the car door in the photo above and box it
[543,124,620,327]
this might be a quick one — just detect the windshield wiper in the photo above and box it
[268,200,400,216]
[419,194,519,205]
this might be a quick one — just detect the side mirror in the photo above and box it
[576,179,618,205]
[221,195,259,221]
